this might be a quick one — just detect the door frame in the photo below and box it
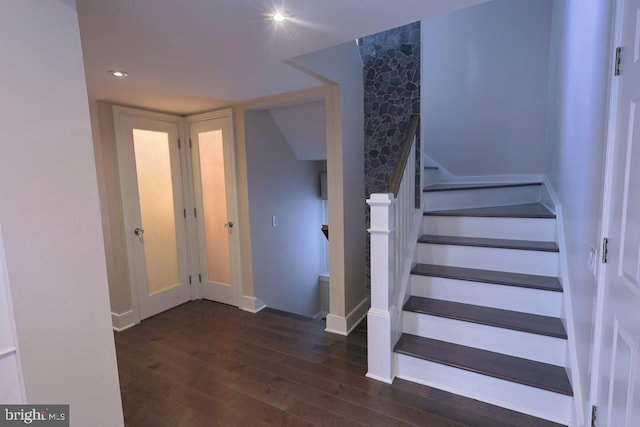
[589,0,628,419]
[113,106,193,323]
[186,108,243,306]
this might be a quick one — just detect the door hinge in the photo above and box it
[615,46,622,76]
[198,274,202,283]
[178,138,181,149]
[189,138,192,149]
[591,405,597,427]
[189,275,192,284]
[183,208,187,219]
[602,238,609,263]
[194,208,197,218]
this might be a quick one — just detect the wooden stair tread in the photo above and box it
[412,263,563,292]
[424,182,541,192]
[404,297,567,338]
[424,203,555,218]
[395,334,573,396]
[418,235,559,252]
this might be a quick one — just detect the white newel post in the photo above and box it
[366,193,396,383]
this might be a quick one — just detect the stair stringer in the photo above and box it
[543,177,585,427]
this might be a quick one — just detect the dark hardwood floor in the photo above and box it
[115,300,559,426]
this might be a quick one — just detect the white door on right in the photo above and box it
[597,0,640,425]
[188,110,240,307]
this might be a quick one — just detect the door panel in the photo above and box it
[198,130,232,285]
[188,111,239,306]
[597,0,640,425]
[132,129,181,294]
[114,108,192,320]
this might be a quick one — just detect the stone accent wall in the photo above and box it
[360,21,421,197]
[360,22,421,285]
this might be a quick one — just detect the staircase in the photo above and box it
[393,182,573,425]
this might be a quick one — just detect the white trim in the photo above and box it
[325,296,369,336]
[111,311,137,332]
[542,177,585,427]
[589,0,624,422]
[239,295,266,313]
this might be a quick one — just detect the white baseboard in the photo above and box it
[111,310,136,332]
[313,310,328,319]
[239,295,266,313]
[325,296,369,336]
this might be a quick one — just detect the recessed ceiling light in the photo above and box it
[272,12,286,22]
[108,70,128,78]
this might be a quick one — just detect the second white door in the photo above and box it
[188,110,240,306]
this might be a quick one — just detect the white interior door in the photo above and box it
[188,110,240,306]
[114,107,192,320]
[596,0,640,425]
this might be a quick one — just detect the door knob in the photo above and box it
[224,222,234,229]
[134,227,145,237]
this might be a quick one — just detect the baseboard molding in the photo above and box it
[111,310,136,332]
[313,310,328,319]
[239,296,266,313]
[325,296,369,336]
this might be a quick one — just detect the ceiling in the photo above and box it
[76,0,487,115]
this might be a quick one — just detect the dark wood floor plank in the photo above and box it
[404,297,568,338]
[116,300,567,426]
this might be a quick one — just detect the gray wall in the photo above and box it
[546,0,613,416]
[246,110,325,317]
[422,0,552,177]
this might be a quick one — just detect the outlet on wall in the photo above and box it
[588,246,597,276]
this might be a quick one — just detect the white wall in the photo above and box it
[545,0,613,419]
[268,101,327,161]
[0,1,124,425]
[422,0,553,177]
[245,110,325,317]
[291,41,368,332]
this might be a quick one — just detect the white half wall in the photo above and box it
[421,0,553,177]
[545,0,614,422]
[0,1,124,425]
[245,110,326,317]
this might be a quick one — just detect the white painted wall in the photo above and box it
[545,0,613,420]
[422,0,553,177]
[246,110,326,317]
[0,1,124,425]
[268,101,327,161]
[291,41,368,332]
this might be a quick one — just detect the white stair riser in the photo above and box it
[417,244,558,276]
[403,312,566,366]
[423,216,555,241]
[395,354,572,425]
[410,275,562,317]
[423,186,542,211]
